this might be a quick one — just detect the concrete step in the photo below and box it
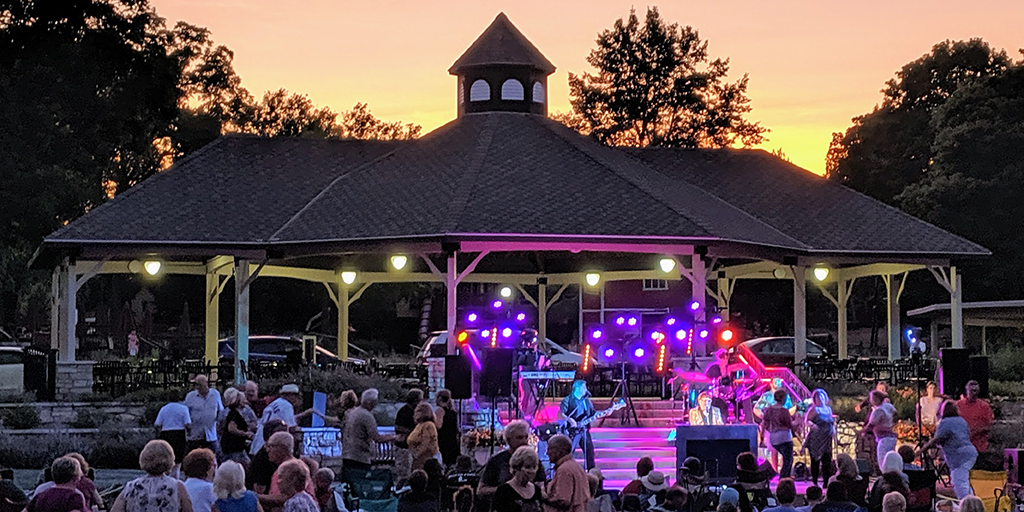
[593,447,676,458]
[588,439,675,449]
[586,456,675,470]
[589,427,674,440]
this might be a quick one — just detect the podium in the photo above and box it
[675,425,758,483]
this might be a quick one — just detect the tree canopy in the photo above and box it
[0,0,420,326]
[564,7,766,148]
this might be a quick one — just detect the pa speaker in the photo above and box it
[970,355,990,399]
[444,355,472,400]
[480,348,514,397]
[1006,449,1024,484]
[940,348,971,399]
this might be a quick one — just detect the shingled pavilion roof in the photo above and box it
[41,111,987,262]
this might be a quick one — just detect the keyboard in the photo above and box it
[520,370,576,381]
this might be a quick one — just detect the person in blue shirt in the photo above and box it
[916,401,977,499]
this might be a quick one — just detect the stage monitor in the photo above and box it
[675,425,758,483]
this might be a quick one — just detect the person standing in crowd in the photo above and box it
[622,457,655,496]
[211,461,261,512]
[867,453,909,512]
[394,389,424,483]
[956,380,994,453]
[865,391,897,472]
[247,420,287,493]
[880,493,904,512]
[317,390,359,429]
[434,389,461,466]
[916,401,977,499]
[183,449,218,512]
[491,446,543,512]
[763,390,796,478]
[811,482,863,512]
[341,389,394,471]
[252,385,311,455]
[797,486,823,512]
[26,458,87,512]
[545,435,590,512]
[112,440,194,512]
[856,383,889,415]
[409,403,440,471]
[0,467,28,512]
[763,478,798,512]
[478,420,544,510]
[244,382,267,419]
[221,388,255,466]
[186,375,224,454]
[312,469,337,512]
[832,455,867,507]
[275,461,318,512]
[805,389,835,486]
[915,382,943,433]
[896,447,919,471]
[155,395,192,468]
[560,380,596,470]
[266,434,315,498]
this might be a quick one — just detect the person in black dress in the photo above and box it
[491,446,543,512]
[222,388,254,465]
[434,389,461,466]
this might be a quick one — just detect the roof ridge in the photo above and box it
[444,115,498,233]
[535,118,809,250]
[44,136,232,242]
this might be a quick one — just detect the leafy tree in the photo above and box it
[898,62,1024,299]
[566,7,766,148]
[338,103,421,141]
[826,39,1011,205]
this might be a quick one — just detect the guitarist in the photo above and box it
[559,380,596,470]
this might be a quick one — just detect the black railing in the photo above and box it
[804,356,936,385]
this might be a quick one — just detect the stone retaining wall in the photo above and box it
[55,361,95,401]
[0,401,145,429]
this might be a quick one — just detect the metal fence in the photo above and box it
[803,356,937,385]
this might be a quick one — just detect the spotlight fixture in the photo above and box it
[585,273,601,287]
[501,327,513,338]
[813,266,830,282]
[633,347,646,358]
[499,286,513,298]
[591,329,603,340]
[603,347,616,359]
[666,317,677,326]
[516,312,527,322]
[390,254,408,270]
[466,312,478,323]
[341,271,357,285]
[720,329,735,342]
[143,260,162,276]
[711,316,723,325]
[698,329,710,339]
[615,316,626,326]
[491,300,503,309]
[689,301,701,311]
[627,316,638,327]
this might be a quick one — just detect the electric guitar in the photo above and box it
[561,399,626,437]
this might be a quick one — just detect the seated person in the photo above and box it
[763,478,799,512]
[811,482,865,512]
[896,447,919,472]
[735,452,775,490]
[797,486,824,512]
[398,470,439,512]
[623,457,655,495]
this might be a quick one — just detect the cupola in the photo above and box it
[449,13,556,116]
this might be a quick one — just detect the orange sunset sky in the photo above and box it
[150,0,1023,175]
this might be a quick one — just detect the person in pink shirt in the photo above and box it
[956,381,994,453]
[258,433,314,512]
[544,435,590,512]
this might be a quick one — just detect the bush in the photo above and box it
[0,430,149,469]
[990,346,1024,382]
[69,409,99,429]
[990,380,1024,397]
[0,405,40,429]
[259,367,406,402]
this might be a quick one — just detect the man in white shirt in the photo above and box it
[251,383,311,454]
[185,374,224,454]
[155,397,191,464]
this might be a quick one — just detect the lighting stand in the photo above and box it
[609,362,639,426]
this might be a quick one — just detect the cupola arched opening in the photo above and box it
[470,80,490,101]
[501,79,524,100]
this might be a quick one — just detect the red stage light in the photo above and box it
[720,329,734,342]
[581,344,592,372]
[456,331,469,344]
[655,344,668,374]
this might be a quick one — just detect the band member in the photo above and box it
[754,378,793,419]
[516,336,546,420]
[704,349,730,381]
[560,380,596,470]
[688,392,724,425]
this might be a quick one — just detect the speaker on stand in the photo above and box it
[940,348,971,399]
[970,355,990,399]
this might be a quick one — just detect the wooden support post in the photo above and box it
[885,274,902,360]
[51,267,63,352]
[837,279,849,359]
[951,267,964,349]
[205,272,220,364]
[338,277,350,361]
[234,259,250,384]
[715,277,732,318]
[446,252,457,355]
[691,256,706,322]
[538,280,547,345]
[63,263,78,362]
[930,321,940,356]
[793,266,807,364]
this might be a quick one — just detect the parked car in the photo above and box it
[0,346,25,393]
[218,335,365,366]
[417,330,586,366]
[740,335,829,366]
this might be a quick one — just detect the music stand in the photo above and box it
[610,362,639,426]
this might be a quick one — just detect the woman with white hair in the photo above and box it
[222,388,254,465]
[112,440,194,512]
[211,461,262,512]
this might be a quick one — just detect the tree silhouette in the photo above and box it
[565,7,766,148]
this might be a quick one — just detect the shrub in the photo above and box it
[69,409,99,429]
[990,346,1024,382]
[0,430,149,469]
[0,405,40,429]
[990,380,1024,398]
[259,367,406,402]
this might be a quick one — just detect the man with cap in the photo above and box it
[251,384,313,454]
[185,374,224,453]
[545,434,590,512]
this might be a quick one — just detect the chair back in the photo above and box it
[905,470,937,512]
[970,470,1008,512]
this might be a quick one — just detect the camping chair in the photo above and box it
[969,469,1008,512]
[905,469,938,512]
[341,467,397,512]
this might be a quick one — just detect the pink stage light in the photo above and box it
[465,345,482,370]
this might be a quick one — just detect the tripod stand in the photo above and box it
[609,362,639,426]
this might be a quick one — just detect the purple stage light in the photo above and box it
[634,347,645,358]
[699,329,709,339]
[501,327,513,338]
[467,312,478,322]
[627,316,638,327]
[690,301,701,311]
[675,329,687,341]
[615,316,625,326]
[591,329,603,340]
[516,312,527,322]
[666,317,677,326]
[711,316,723,324]
[650,331,660,340]
[481,329,490,338]
[603,348,616,358]
[492,300,503,309]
